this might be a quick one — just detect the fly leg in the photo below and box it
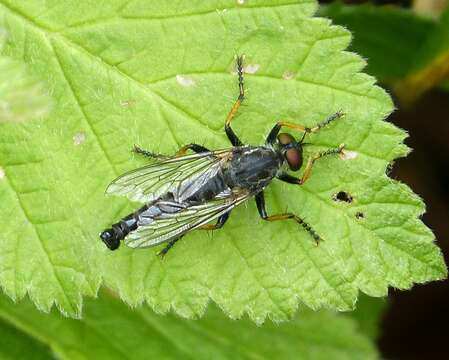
[265,111,344,144]
[132,145,171,160]
[255,192,321,244]
[197,212,231,230]
[277,145,345,185]
[158,237,183,258]
[175,143,210,156]
[157,212,230,258]
[133,143,209,160]
[225,55,245,146]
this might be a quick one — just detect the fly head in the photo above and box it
[277,133,303,171]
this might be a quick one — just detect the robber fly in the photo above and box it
[100,56,345,256]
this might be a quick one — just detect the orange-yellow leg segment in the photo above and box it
[175,143,209,156]
[197,212,230,231]
[299,144,345,184]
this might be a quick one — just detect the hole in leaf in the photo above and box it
[355,212,365,219]
[333,191,353,203]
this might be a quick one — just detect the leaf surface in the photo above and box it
[0,29,52,123]
[0,0,446,321]
[0,291,378,360]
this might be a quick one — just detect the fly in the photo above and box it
[100,56,345,257]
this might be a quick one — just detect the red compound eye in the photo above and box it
[277,133,303,171]
[286,148,302,171]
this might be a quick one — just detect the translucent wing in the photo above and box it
[106,150,231,203]
[124,190,250,249]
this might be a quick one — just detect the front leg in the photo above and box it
[277,144,345,185]
[255,192,321,244]
[265,111,344,144]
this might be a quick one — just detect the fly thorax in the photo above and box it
[224,146,282,192]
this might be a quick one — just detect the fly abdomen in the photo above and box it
[100,199,188,250]
[100,204,150,250]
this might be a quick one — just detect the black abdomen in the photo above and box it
[100,204,149,250]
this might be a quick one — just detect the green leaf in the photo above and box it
[0,0,446,322]
[317,3,436,81]
[0,291,378,359]
[0,29,52,123]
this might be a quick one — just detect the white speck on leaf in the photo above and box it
[340,149,358,160]
[0,167,4,179]
[244,63,260,74]
[237,0,245,4]
[176,75,195,87]
[282,71,295,80]
[120,99,135,107]
[73,132,86,146]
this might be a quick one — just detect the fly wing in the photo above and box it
[106,150,231,203]
[124,190,250,249]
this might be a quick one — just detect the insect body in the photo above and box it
[100,56,345,256]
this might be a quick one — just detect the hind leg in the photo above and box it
[157,212,231,258]
[197,212,231,230]
[255,192,322,244]
[158,237,182,258]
